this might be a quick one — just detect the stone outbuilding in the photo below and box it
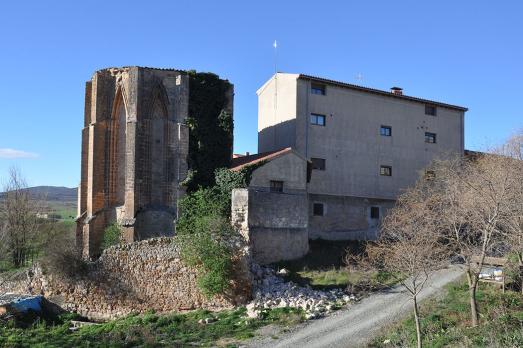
[231,148,311,264]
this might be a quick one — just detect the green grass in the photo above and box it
[272,239,400,292]
[371,280,523,347]
[43,201,77,221]
[0,261,27,275]
[0,307,304,347]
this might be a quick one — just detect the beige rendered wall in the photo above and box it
[295,78,465,199]
[248,151,307,193]
[257,73,299,153]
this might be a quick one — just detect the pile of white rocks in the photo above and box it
[246,264,356,320]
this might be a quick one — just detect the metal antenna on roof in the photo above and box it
[273,40,278,74]
[355,72,364,83]
[273,40,278,113]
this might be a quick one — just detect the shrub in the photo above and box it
[174,166,261,297]
[40,236,87,278]
[101,224,122,250]
[176,215,237,297]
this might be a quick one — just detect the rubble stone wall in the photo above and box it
[0,238,251,321]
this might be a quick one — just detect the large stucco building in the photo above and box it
[232,73,467,263]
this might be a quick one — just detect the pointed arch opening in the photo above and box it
[150,92,168,205]
[110,87,128,206]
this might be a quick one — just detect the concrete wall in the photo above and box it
[308,194,395,240]
[257,73,299,153]
[296,77,465,199]
[232,188,308,264]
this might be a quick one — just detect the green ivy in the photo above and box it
[176,216,235,298]
[175,164,262,297]
[185,71,233,192]
[101,223,121,250]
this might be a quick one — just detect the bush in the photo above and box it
[174,166,261,297]
[101,224,122,250]
[176,216,236,297]
[41,238,87,278]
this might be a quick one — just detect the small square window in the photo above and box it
[425,132,437,144]
[311,158,326,170]
[311,83,326,95]
[310,113,326,126]
[270,180,283,193]
[380,126,392,136]
[425,105,437,116]
[313,203,324,216]
[380,165,392,176]
[370,206,380,219]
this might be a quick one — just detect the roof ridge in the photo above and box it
[298,74,468,111]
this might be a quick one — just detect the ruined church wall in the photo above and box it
[1,238,251,321]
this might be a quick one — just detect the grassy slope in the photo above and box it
[1,308,304,348]
[0,186,78,221]
[273,239,399,292]
[371,280,523,347]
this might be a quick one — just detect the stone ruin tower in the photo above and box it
[77,67,233,258]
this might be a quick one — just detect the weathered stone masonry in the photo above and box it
[77,67,233,259]
[0,238,251,321]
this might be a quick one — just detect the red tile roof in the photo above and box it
[230,148,292,171]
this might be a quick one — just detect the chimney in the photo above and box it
[245,152,250,156]
[390,87,403,95]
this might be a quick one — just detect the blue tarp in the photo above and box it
[10,296,43,313]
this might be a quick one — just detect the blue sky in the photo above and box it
[0,1,521,188]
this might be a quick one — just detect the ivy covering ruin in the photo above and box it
[185,71,234,192]
[175,165,263,297]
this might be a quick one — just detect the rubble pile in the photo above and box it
[247,264,356,320]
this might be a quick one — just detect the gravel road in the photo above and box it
[247,265,464,348]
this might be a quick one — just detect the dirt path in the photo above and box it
[247,265,464,348]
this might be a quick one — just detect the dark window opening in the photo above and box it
[380,165,392,176]
[425,105,437,116]
[310,113,326,126]
[370,206,380,219]
[425,132,437,144]
[311,83,326,95]
[311,158,326,170]
[270,180,283,193]
[380,126,392,136]
[313,203,324,216]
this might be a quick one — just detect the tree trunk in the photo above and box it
[413,296,422,348]
[518,254,523,295]
[469,279,479,327]
[465,268,479,327]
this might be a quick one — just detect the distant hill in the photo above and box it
[0,186,77,202]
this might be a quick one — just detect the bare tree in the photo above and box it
[431,151,521,327]
[354,182,449,348]
[0,167,43,268]
[497,129,523,161]
[493,130,523,292]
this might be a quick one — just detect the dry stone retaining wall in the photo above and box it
[0,238,251,321]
